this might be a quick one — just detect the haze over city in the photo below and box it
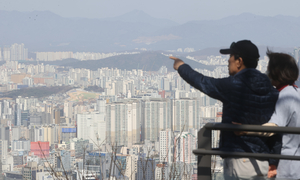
[0,0,299,180]
[1,0,300,23]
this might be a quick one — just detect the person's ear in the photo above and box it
[236,57,243,69]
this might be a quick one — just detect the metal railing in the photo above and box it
[193,123,300,180]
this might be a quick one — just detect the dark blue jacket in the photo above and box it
[178,64,279,154]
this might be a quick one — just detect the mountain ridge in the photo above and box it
[21,51,216,71]
[0,10,299,52]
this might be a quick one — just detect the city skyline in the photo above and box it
[0,0,299,176]
[0,55,227,179]
[0,41,297,179]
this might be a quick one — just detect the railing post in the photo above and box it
[197,126,212,180]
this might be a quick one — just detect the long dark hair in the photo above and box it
[267,49,299,85]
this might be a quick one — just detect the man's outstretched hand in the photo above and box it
[169,56,185,70]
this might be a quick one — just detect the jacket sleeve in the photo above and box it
[177,64,231,102]
[267,134,282,166]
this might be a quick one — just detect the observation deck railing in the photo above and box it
[193,123,300,180]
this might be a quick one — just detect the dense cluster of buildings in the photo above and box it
[0,44,28,61]
[0,43,274,180]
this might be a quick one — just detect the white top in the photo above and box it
[269,86,300,179]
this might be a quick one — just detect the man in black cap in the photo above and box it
[170,40,279,179]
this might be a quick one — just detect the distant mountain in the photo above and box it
[103,10,178,28]
[147,13,300,50]
[1,11,300,52]
[21,52,216,71]
[64,51,217,71]
[0,10,171,52]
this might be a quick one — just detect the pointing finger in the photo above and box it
[169,56,180,60]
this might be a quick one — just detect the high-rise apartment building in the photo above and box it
[163,77,171,90]
[77,112,106,148]
[11,127,22,141]
[115,80,126,95]
[10,43,28,61]
[54,108,61,125]
[174,129,197,164]
[2,47,10,61]
[64,101,73,124]
[173,98,202,131]
[141,98,172,142]
[106,99,141,147]
[159,129,173,163]
[42,126,55,145]
[124,154,139,180]
[22,77,33,86]
[14,104,21,126]
[0,140,8,160]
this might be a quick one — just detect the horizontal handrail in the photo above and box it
[193,149,300,160]
[195,122,300,180]
[204,122,300,134]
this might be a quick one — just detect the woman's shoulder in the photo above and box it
[280,86,300,95]
[279,86,300,107]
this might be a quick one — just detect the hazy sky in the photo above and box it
[1,0,300,23]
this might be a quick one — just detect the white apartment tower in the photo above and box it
[173,98,202,132]
[174,129,197,164]
[159,129,173,164]
[22,77,33,87]
[77,112,106,148]
[106,100,140,147]
[10,43,28,61]
[141,98,172,142]
[0,140,8,160]
[64,101,73,124]
[96,99,105,113]
[3,47,10,61]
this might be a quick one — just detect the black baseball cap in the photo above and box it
[220,40,260,59]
